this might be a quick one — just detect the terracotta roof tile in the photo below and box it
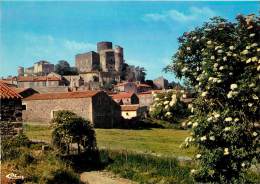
[11,87,31,94]
[121,105,140,111]
[111,92,134,100]
[18,76,60,82]
[24,91,100,101]
[137,84,151,88]
[0,81,22,99]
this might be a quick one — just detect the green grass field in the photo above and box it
[24,123,195,157]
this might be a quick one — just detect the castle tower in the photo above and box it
[114,45,124,73]
[97,41,113,52]
[17,66,24,76]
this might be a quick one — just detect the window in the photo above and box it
[126,112,129,116]
[51,110,60,118]
[22,104,27,110]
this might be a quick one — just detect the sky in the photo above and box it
[0,1,259,82]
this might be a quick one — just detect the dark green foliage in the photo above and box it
[100,149,194,184]
[51,110,97,155]
[1,133,31,161]
[55,60,78,75]
[41,169,81,184]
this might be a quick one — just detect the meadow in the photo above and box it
[24,123,195,157]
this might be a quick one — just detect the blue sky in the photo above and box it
[0,1,259,82]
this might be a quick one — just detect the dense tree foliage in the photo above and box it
[166,14,259,183]
[55,60,78,75]
[51,110,97,155]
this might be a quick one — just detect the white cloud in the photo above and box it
[144,7,217,22]
[64,40,96,51]
[20,33,96,65]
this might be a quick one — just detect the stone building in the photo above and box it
[111,92,139,105]
[22,91,121,128]
[17,76,63,88]
[0,81,23,138]
[18,60,54,76]
[114,82,138,93]
[0,81,22,121]
[121,105,147,120]
[75,41,124,85]
[153,76,169,89]
[11,87,39,98]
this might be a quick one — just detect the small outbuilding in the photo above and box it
[111,92,139,105]
[121,105,147,120]
[23,91,121,128]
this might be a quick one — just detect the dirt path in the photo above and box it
[80,171,137,184]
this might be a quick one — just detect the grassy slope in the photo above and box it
[24,123,195,157]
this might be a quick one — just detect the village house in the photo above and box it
[22,91,121,128]
[136,83,152,93]
[17,75,63,88]
[0,81,23,138]
[110,92,139,105]
[11,87,39,98]
[121,105,147,120]
[114,82,137,93]
[153,76,169,89]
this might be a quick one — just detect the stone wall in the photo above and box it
[23,98,93,123]
[31,86,69,93]
[75,52,100,73]
[138,93,153,107]
[92,92,121,128]
[0,121,23,139]
[0,99,22,121]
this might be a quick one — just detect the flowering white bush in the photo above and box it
[149,90,190,123]
[165,15,259,183]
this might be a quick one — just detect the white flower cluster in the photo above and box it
[227,84,239,99]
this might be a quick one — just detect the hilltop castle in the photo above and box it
[76,41,124,84]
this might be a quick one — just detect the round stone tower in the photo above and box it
[17,66,24,76]
[114,45,124,73]
[97,41,113,52]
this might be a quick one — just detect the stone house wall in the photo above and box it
[92,92,121,128]
[138,93,153,107]
[23,98,93,123]
[23,92,122,128]
[0,99,22,121]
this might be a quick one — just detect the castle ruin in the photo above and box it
[75,41,124,85]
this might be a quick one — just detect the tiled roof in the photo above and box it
[0,81,22,99]
[18,76,60,82]
[137,84,151,88]
[114,82,136,87]
[11,87,31,94]
[121,105,140,111]
[24,91,100,101]
[111,92,134,100]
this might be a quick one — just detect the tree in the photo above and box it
[51,110,97,155]
[166,15,259,183]
[149,90,190,124]
[55,60,78,75]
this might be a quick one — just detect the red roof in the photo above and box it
[114,82,136,87]
[121,105,140,111]
[11,87,31,94]
[0,81,22,99]
[18,76,60,82]
[24,91,100,101]
[111,92,134,100]
[137,83,151,88]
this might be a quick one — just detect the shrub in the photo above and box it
[1,133,31,161]
[149,90,190,123]
[51,110,97,155]
[166,14,259,183]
